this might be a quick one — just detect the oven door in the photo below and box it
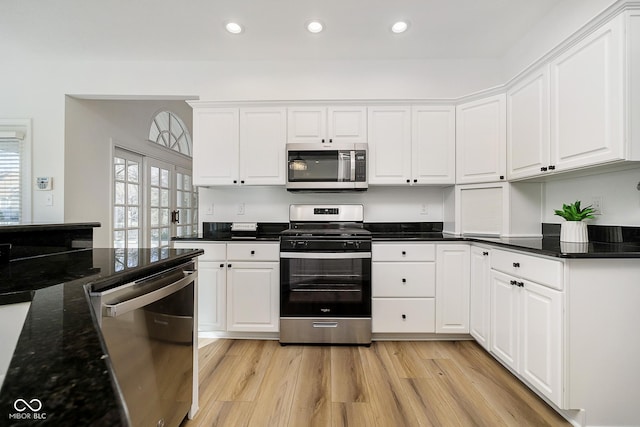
[280,251,371,317]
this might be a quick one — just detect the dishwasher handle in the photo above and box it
[103,271,195,318]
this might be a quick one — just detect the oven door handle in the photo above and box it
[103,271,195,318]
[280,252,371,259]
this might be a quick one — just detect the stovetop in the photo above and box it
[280,222,372,239]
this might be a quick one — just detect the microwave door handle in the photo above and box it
[350,151,356,181]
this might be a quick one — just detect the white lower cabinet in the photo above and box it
[490,249,563,408]
[227,261,279,332]
[372,298,435,333]
[173,241,279,334]
[435,244,470,334]
[226,242,280,333]
[173,242,227,332]
[469,245,491,349]
[372,242,436,333]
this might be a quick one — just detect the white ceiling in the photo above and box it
[0,0,563,61]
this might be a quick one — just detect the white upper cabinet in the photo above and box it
[507,66,551,180]
[411,105,456,184]
[287,106,367,144]
[191,106,286,187]
[192,108,239,186]
[239,107,287,185]
[456,94,507,184]
[549,14,625,172]
[368,105,455,185]
[367,106,412,185]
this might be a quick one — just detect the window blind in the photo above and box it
[0,139,22,224]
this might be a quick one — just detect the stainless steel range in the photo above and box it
[279,204,372,345]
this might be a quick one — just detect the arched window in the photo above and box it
[148,111,192,157]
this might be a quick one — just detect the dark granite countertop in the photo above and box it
[176,221,640,258]
[0,247,203,426]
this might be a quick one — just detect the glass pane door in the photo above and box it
[147,158,173,250]
[113,149,142,249]
[175,167,198,238]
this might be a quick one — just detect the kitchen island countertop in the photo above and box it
[0,247,203,427]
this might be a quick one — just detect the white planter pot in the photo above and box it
[560,221,589,243]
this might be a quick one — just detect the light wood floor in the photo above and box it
[181,339,569,427]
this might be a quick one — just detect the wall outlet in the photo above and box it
[237,203,245,215]
[591,196,603,214]
[420,203,428,215]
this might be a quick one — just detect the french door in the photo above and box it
[113,149,197,249]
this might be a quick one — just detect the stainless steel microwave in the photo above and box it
[286,143,368,191]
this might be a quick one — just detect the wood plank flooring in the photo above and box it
[181,339,569,427]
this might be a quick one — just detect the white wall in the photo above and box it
[0,58,502,224]
[198,186,447,226]
[543,166,640,226]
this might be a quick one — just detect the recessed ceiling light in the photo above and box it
[225,22,243,34]
[391,21,409,34]
[306,20,324,34]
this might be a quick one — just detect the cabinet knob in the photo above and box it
[510,280,517,286]
[401,314,407,320]
[219,263,224,268]
[499,175,505,180]
[321,139,325,143]
[250,250,255,255]
[406,179,410,184]
[513,262,520,268]
[517,281,525,288]
[482,251,489,256]
[240,180,245,184]
[401,251,407,256]
[233,180,238,184]
[227,263,232,268]
[329,138,333,143]
[401,278,407,283]
[549,165,556,170]
[413,179,417,183]
[541,166,548,172]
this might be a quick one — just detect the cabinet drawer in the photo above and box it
[491,249,563,290]
[227,243,279,261]
[372,298,435,333]
[372,262,435,297]
[173,242,226,262]
[372,243,435,262]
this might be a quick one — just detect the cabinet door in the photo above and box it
[192,108,239,186]
[198,261,227,331]
[470,246,491,349]
[490,270,519,371]
[287,107,327,143]
[550,15,624,171]
[239,108,287,185]
[507,66,550,180]
[227,262,279,332]
[412,105,456,184]
[456,94,507,184]
[327,106,367,143]
[520,280,563,407]
[435,244,470,333]
[367,106,412,185]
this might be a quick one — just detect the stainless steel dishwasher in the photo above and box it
[90,260,196,427]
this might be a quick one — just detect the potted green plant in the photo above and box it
[554,200,596,243]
